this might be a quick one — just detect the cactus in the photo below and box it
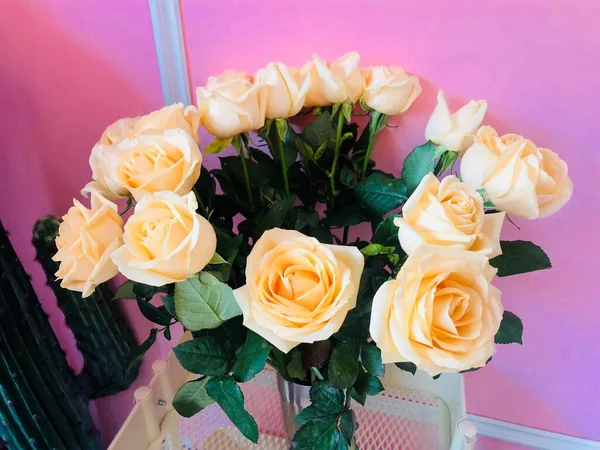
[32,216,139,398]
[0,220,101,449]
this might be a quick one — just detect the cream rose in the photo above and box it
[424,91,487,153]
[234,228,364,352]
[329,51,363,103]
[362,66,421,115]
[536,147,574,218]
[111,191,216,286]
[461,126,573,219]
[254,62,311,119]
[196,71,266,138]
[53,191,123,297]
[370,246,503,375]
[298,54,348,107]
[395,173,505,258]
[83,104,201,199]
[84,129,202,202]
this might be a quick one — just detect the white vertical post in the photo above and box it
[148,0,192,106]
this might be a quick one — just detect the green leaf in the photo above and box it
[311,367,325,381]
[360,342,384,376]
[291,420,345,450]
[206,376,259,443]
[354,172,407,216]
[174,273,241,331]
[205,136,233,154]
[360,243,395,256]
[340,167,355,187]
[232,331,272,382]
[339,410,355,446]
[349,387,366,406]
[172,377,215,418]
[323,204,371,227]
[402,141,438,194]
[113,280,135,300]
[126,328,158,375]
[208,252,229,265]
[302,110,335,151]
[395,362,417,375]
[295,209,320,231]
[309,381,345,414]
[174,336,233,376]
[164,325,172,341]
[295,405,337,426]
[136,297,172,326]
[372,214,401,248]
[490,241,551,277]
[495,311,523,345]
[354,372,384,396]
[287,350,306,381]
[255,196,295,236]
[160,294,177,317]
[328,341,360,389]
[133,282,165,300]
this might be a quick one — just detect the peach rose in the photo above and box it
[370,246,503,375]
[111,191,216,286]
[254,62,311,119]
[298,54,348,107]
[196,71,266,138]
[329,51,363,103]
[425,91,487,153]
[362,66,421,115]
[461,126,573,219]
[53,191,123,297]
[234,229,364,352]
[395,173,505,258]
[83,104,200,199]
[84,129,202,202]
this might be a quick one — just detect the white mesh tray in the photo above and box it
[109,334,476,450]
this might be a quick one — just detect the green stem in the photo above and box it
[345,389,352,408]
[360,112,386,178]
[234,137,255,211]
[343,226,349,244]
[328,110,345,209]
[275,132,290,197]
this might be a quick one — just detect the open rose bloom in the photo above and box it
[52,52,572,447]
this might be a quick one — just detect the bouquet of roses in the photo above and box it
[53,52,573,448]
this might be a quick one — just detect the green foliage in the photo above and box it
[354,172,407,216]
[395,362,417,375]
[232,331,272,382]
[309,381,345,413]
[360,341,384,376]
[401,141,438,194]
[174,272,241,331]
[490,241,551,276]
[206,376,259,443]
[172,377,214,418]
[126,328,158,375]
[174,336,234,376]
[353,371,384,396]
[291,420,347,450]
[495,311,524,345]
[328,341,360,389]
[339,410,356,446]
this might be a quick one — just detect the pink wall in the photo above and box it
[0,0,173,446]
[181,0,600,442]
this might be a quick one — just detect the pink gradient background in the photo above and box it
[1,0,598,447]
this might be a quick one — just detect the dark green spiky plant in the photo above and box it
[0,220,101,449]
[32,216,139,398]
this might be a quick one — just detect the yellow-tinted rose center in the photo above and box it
[120,144,181,189]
